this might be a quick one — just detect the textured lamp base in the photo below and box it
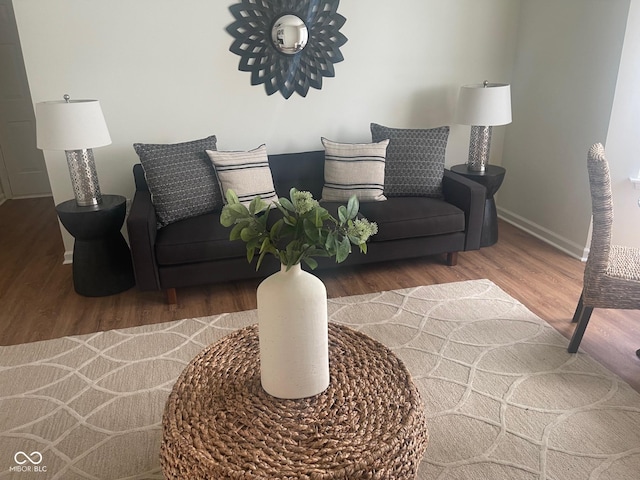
[467,125,493,172]
[66,148,102,206]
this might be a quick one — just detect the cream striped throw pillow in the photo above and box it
[321,137,389,202]
[206,144,277,207]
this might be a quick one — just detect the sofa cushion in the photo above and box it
[134,135,221,228]
[207,144,277,207]
[155,198,464,266]
[321,137,388,202]
[269,151,325,200]
[370,123,449,198]
[155,212,247,265]
[357,197,465,242]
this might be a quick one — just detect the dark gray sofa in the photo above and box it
[127,150,486,303]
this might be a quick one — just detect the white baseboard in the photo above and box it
[11,193,53,200]
[63,251,73,265]
[497,206,589,261]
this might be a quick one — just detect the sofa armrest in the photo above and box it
[442,170,486,251]
[126,188,161,291]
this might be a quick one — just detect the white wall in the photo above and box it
[605,0,640,248]
[498,0,630,259]
[13,0,521,255]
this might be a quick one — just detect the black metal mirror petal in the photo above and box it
[226,0,347,99]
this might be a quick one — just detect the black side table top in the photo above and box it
[450,164,506,198]
[450,164,506,177]
[55,194,126,213]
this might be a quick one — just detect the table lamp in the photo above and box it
[36,95,111,206]
[455,81,512,172]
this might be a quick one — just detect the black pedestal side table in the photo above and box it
[56,194,135,297]
[450,164,506,247]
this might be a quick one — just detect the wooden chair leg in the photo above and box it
[446,252,458,266]
[568,304,594,353]
[165,288,178,305]
[571,292,585,323]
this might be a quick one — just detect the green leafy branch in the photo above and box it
[220,188,377,271]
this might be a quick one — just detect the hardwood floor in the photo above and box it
[1,197,639,391]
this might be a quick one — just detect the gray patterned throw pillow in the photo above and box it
[370,123,449,198]
[134,135,222,228]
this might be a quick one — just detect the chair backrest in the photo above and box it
[585,143,613,277]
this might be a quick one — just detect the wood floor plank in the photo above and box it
[1,197,638,391]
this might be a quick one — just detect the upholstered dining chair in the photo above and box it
[568,143,640,355]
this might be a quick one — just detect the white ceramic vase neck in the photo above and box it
[257,263,330,399]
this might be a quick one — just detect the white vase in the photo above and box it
[257,263,330,399]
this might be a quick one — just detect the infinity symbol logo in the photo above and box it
[14,451,43,465]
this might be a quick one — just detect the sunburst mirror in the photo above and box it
[226,0,348,99]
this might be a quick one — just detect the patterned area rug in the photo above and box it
[1,279,639,479]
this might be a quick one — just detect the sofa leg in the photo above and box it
[165,288,178,305]
[446,252,458,266]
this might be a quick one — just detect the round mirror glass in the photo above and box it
[271,15,308,54]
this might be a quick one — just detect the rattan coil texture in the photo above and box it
[583,143,640,309]
[160,323,429,479]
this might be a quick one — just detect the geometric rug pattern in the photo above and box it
[1,279,639,479]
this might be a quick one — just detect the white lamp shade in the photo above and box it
[36,99,111,151]
[455,83,512,126]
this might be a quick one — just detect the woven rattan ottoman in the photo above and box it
[161,323,429,479]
